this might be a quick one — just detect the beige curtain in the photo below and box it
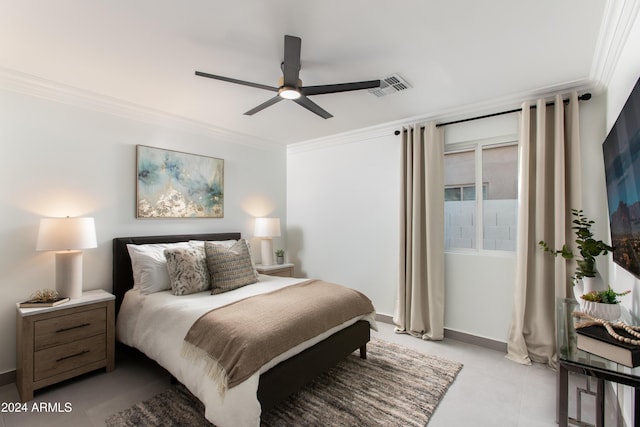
[507,93,582,367]
[394,122,445,340]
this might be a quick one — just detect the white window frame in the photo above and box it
[445,135,518,254]
[445,183,488,201]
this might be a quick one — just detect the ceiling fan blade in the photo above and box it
[244,96,283,116]
[282,35,301,87]
[293,95,333,119]
[195,71,278,92]
[301,80,381,96]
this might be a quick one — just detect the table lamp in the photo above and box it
[36,217,97,299]
[254,217,281,266]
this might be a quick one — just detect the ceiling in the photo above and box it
[0,0,632,145]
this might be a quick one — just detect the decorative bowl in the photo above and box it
[580,300,621,321]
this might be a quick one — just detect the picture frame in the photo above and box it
[136,145,224,218]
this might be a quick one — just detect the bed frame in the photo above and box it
[112,232,370,412]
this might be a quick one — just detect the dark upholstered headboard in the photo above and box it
[112,232,241,314]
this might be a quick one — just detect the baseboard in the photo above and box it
[375,313,394,324]
[0,370,15,386]
[443,329,507,353]
[375,313,507,353]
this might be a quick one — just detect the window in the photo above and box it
[445,184,487,201]
[444,140,518,252]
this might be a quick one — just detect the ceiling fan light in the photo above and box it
[279,87,301,99]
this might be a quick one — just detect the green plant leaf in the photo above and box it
[539,210,614,280]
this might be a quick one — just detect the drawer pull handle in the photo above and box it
[56,322,90,333]
[56,350,90,362]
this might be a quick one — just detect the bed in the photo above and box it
[112,232,375,426]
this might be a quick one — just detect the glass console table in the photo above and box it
[557,298,640,426]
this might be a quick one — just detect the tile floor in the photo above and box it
[0,322,620,426]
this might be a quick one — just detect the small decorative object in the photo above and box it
[578,287,630,321]
[581,287,630,304]
[539,209,614,293]
[574,311,640,345]
[30,288,59,302]
[19,289,70,308]
[275,249,285,265]
[136,145,224,218]
[573,312,640,367]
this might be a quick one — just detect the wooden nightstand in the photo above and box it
[16,289,115,402]
[256,263,295,277]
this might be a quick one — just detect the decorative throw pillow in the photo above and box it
[127,242,191,294]
[205,239,258,294]
[164,245,210,295]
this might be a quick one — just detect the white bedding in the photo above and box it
[116,274,377,427]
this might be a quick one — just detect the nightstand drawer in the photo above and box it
[268,268,293,277]
[34,334,106,382]
[34,308,106,350]
[256,263,295,277]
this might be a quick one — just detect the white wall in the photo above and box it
[286,129,400,315]
[0,88,286,374]
[579,92,610,280]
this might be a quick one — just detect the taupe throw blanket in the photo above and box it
[182,280,374,393]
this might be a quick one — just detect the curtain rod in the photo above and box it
[393,93,591,135]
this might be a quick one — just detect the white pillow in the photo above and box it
[188,239,237,248]
[126,242,190,294]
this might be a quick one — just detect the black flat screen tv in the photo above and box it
[603,76,640,278]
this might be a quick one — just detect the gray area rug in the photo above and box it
[105,338,463,427]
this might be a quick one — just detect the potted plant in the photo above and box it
[275,249,285,265]
[539,209,614,293]
[580,287,630,321]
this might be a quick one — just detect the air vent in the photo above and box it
[368,74,412,97]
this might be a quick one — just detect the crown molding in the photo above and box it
[590,0,640,90]
[287,122,397,155]
[0,67,283,152]
[289,77,595,154]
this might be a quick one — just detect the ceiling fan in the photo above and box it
[195,35,381,119]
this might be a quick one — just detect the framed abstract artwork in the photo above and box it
[136,145,224,218]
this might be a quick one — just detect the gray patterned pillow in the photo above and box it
[205,239,258,294]
[164,245,210,295]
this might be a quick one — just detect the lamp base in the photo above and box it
[55,251,83,299]
[260,238,274,266]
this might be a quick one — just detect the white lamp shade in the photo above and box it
[254,217,281,238]
[36,217,97,251]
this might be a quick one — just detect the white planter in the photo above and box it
[581,271,605,294]
[580,300,621,321]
